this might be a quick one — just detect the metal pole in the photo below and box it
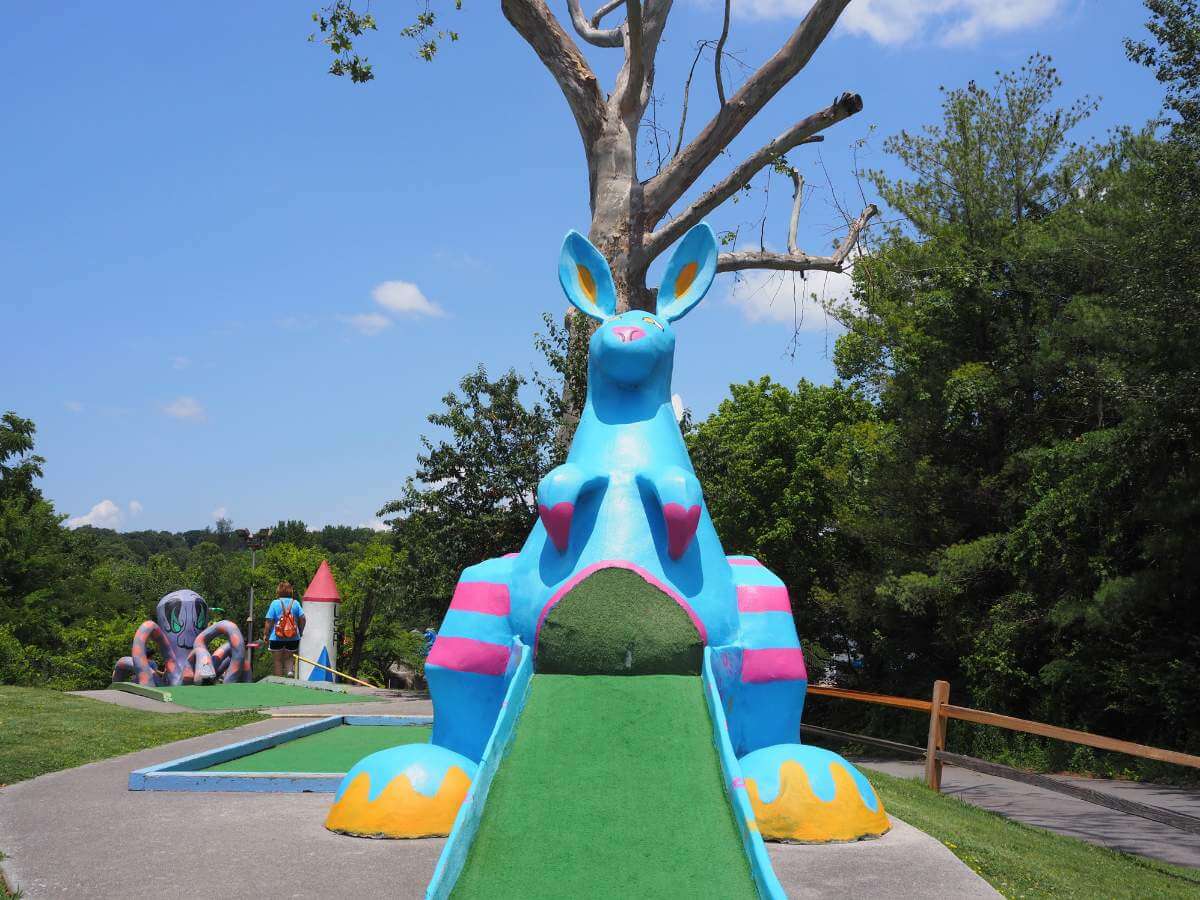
[293,653,379,689]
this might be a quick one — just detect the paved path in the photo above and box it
[860,760,1200,869]
[769,817,999,898]
[1,700,999,899]
[0,717,443,899]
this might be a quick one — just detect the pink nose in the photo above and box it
[612,326,646,343]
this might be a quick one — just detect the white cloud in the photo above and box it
[212,506,228,521]
[67,499,123,530]
[171,356,191,370]
[344,312,393,336]
[726,267,852,329]
[372,281,445,318]
[64,400,84,413]
[128,500,143,516]
[361,518,390,532]
[163,396,207,422]
[733,0,1064,46]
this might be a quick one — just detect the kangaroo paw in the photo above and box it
[663,502,702,559]
[538,501,575,552]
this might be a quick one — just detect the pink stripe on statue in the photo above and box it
[449,582,511,616]
[427,637,511,675]
[737,585,791,613]
[741,648,807,683]
[728,557,762,567]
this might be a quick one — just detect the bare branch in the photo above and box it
[674,42,709,158]
[502,0,607,149]
[590,0,625,26]
[644,92,862,260]
[716,203,878,273]
[568,0,623,47]
[787,171,804,254]
[621,0,645,112]
[644,0,853,221]
[714,0,731,106]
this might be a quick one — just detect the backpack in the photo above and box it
[276,598,298,640]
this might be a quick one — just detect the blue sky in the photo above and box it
[2,2,1162,533]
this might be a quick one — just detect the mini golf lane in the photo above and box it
[452,674,757,900]
[204,724,433,773]
[126,681,385,710]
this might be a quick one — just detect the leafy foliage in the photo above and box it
[309,0,462,79]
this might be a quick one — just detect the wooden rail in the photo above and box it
[940,703,1200,770]
[805,679,1200,834]
[807,684,932,712]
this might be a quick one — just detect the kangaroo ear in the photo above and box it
[656,223,718,323]
[558,231,616,321]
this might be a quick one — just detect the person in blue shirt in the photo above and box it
[262,581,306,677]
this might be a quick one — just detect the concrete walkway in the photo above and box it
[860,760,1200,869]
[0,717,443,899]
[769,817,999,898]
[1,704,999,899]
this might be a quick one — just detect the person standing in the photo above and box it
[263,581,305,677]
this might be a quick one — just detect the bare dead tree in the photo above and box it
[316,0,877,313]
[519,0,878,309]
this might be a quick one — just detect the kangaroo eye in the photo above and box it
[642,316,664,331]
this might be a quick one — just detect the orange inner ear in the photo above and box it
[674,261,698,298]
[577,264,597,303]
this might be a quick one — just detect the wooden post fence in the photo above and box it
[925,679,950,791]
[801,678,1200,836]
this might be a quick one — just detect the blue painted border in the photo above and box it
[703,647,787,900]
[425,639,533,900]
[129,715,434,793]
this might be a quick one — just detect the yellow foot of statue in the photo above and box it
[740,743,890,843]
[325,743,475,839]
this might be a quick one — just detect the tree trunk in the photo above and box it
[589,109,652,312]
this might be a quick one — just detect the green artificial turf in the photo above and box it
[452,675,756,900]
[0,686,262,785]
[127,681,384,710]
[537,568,703,675]
[204,724,432,772]
[867,768,1200,899]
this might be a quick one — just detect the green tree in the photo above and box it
[822,43,1200,750]
[273,520,313,548]
[378,359,561,612]
[687,378,882,674]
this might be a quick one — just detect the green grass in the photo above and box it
[453,674,756,900]
[0,686,262,785]
[204,724,431,772]
[126,681,384,710]
[867,768,1200,899]
[537,568,703,675]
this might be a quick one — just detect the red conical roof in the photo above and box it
[303,560,341,603]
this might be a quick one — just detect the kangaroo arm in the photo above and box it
[537,463,607,552]
[641,466,703,559]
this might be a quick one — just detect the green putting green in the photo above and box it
[129,682,384,710]
[452,675,756,900]
[203,724,432,772]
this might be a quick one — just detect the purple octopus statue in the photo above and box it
[112,589,249,686]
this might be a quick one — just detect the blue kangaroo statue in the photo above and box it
[326,223,889,844]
